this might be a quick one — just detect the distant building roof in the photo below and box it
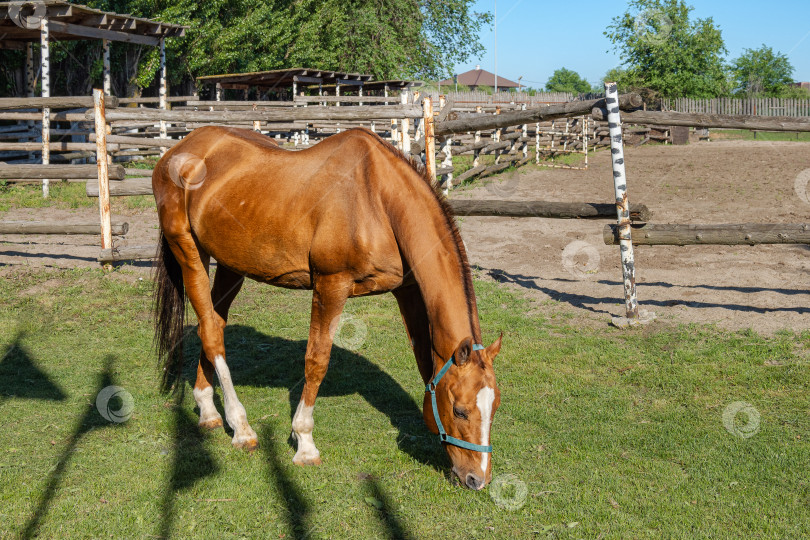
[792,82,810,89]
[439,67,519,89]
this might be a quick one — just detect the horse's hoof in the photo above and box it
[232,435,259,451]
[293,455,322,466]
[199,417,223,431]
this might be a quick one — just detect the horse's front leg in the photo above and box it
[292,274,351,466]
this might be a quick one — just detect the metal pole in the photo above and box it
[158,37,168,156]
[605,82,640,321]
[102,39,111,96]
[93,89,112,272]
[40,16,50,198]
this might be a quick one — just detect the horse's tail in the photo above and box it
[153,232,186,393]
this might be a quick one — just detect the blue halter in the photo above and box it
[425,344,492,453]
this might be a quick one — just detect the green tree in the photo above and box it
[730,45,794,96]
[545,68,592,94]
[1,0,491,97]
[604,0,728,97]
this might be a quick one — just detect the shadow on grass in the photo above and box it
[20,355,124,539]
[363,476,415,540]
[157,386,219,539]
[0,332,67,404]
[259,424,312,539]
[170,325,449,474]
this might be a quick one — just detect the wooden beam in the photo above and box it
[86,177,151,197]
[591,107,810,132]
[451,200,652,221]
[92,104,423,122]
[47,20,160,46]
[293,75,323,84]
[0,221,128,235]
[603,223,810,246]
[98,245,158,262]
[0,96,118,109]
[434,93,643,136]
[0,164,125,180]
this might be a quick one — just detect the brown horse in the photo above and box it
[152,125,501,489]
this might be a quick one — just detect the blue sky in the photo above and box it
[457,0,810,89]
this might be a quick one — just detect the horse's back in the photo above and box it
[153,127,405,291]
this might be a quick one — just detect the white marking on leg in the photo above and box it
[292,400,320,463]
[213,354,257,446]
[193,385,221,425]
[476,386,496,474]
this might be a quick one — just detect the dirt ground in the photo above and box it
[2,139,808,334]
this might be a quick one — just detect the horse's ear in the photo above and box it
[453,337,473,366]
[485,333,503,360]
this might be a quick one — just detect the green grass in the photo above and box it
[1,267,808,538]
[712,129,810,142]
[0,181,96,212]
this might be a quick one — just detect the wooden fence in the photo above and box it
[664,97,810,117]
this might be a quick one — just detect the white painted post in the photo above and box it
[40,16,50,198]
[93,89,112,271]
[215,83,222,101]
[102,39,111,96]
[335,82,340,107]
[493,106,502,164]
[158,38,168,156]
[359,85,363,107]
[535,121,540,164]
[583,115,589,169]
[400,90,410,154]
[319,83,324,106]
[521,103,528,160]
[441,135,452,195]
[25,43,35,132]
[474,106,482,168]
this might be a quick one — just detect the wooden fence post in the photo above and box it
[158,37,168,156]
[93,89,113,271]
[423,97,436,183]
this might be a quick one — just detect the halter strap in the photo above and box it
[425,344,492,453]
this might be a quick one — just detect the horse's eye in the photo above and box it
[453,406,468,420]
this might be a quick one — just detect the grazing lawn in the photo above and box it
[0,267,808,538]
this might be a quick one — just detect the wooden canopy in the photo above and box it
[0,0,186,49]
[197,68,374,91]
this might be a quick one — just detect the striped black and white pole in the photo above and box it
[40,16,50,198]
[605,82,639,321]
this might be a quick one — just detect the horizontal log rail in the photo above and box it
[433,93,642,136]
[0,96,118,110]
[591,108,810,132]
[98,245,157,262]
[0,164,125,180]
[293,96,400,104]
[603,223,810,245]
[0,221,128,235]
[452,200,652,221]
[86,177,151,197]
[88,104,423,123]
[90,133,177,148]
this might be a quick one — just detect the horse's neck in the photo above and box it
[387,187,481,361]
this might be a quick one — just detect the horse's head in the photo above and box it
[424,335,502,490]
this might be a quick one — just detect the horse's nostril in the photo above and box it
[466,473,484,490]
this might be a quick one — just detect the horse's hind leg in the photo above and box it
[292,274,351,465]
[194,264,245,432]
[166,233,257,450]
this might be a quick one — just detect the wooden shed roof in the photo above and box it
[0,1,186,49]
[197,68,375,90]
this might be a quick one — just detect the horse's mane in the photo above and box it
[364,129,480,341]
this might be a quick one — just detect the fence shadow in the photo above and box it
[0,331,67,404]
[170,325,448,473]
[157,386,219,539]
[20,355,123,539]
